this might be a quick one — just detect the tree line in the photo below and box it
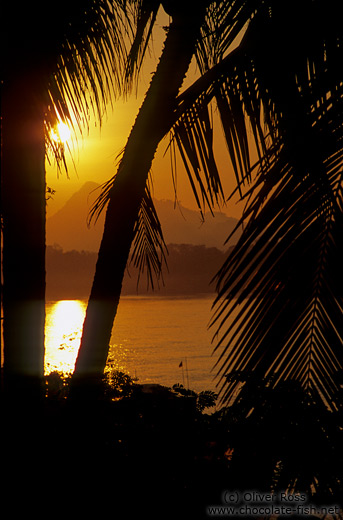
[46,243,231,299]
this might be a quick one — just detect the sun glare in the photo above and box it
[45,300,86,374]
[51,121,71,145]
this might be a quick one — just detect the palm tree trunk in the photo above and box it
[1,81,46,399]
[72,7,206,386]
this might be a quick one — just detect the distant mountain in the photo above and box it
[47,181,241,252]
[154,199,241,249]
[47,182,103,252]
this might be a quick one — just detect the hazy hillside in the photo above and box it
[47,182,103,252]
[46,243,232,300]
[47,182,241,252]
[154,199,241,249]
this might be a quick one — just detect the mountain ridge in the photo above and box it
[47,181,241,252]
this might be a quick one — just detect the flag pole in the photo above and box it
[185,357,190,389]
[179,360,185,386]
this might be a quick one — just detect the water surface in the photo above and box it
[45,296,220,392]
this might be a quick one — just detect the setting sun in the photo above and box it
[51,121,71,145]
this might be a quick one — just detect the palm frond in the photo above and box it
[171,0,343,218]
[196,0,260,72]
[88,162,168,289]
[43,0,130,169]
[122,0,161,93]
[170,46,269,213]
[210,0,343,410]
[129,181,168,289]
[212,159,343,410]
[87,148,126,226]
[170,99,225,216]
[43,1,163,170]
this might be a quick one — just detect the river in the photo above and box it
[45,296,222,393]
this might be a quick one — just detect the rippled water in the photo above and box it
[45,296,221,392]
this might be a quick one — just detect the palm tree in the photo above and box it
[1,0,127,397]
[209,0,343,414]
[75,0,343,423]
[198,2,343,497]
[72,0,259,386]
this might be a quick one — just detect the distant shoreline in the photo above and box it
[46,243,232,301]
[46,293,216,304]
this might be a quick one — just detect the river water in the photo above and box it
[45,296,222,393]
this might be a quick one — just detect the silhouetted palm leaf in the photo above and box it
[1,1,134,169]
[170,1,262,208]
[165,0,343,410]
[88,156,168,288]
[130,182,168,288]
[195,0,257,71]
[171,102,225,215]
[122,0,160,91]
[86,1,260,274]
[44,1,129,160]
[206,0,343,410]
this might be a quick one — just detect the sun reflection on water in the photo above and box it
[45,300,86,375]
[45,300,130,377]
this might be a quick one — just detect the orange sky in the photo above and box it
[46,12,245,221]
[46,101,244,220]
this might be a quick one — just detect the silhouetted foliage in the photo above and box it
[220,382,343,507]
[5,373,343,518]
[45,370,72,399]
[198,0,343,413]
[172,383,218,412]
[102,365,138,400]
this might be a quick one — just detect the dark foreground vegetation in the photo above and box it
[3,371,343,519]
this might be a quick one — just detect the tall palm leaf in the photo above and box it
[203,0,343,411]
[163,0,343,498]
[117,0,343,412]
